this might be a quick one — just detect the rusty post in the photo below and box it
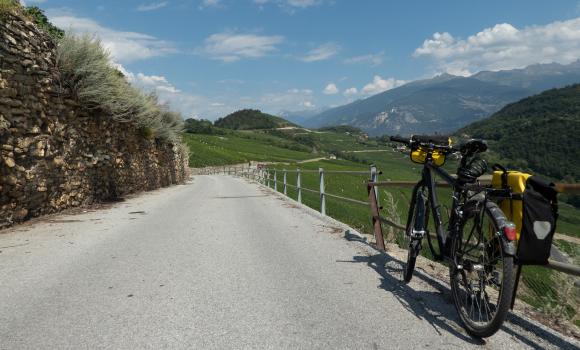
[368,181,386,251]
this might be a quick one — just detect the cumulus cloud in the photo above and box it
[19,0,46,5]
[254,0,323,11]
[136,1,168,11]
[255,88,315,113]
[362,76,406,95]
[414,18,580,75]
[199,0,223,9]
[344,51,385,66]
[47,10,176,63]
[301,42,340,62]
[200,32,284,62]
[323,83,339,95]
[114,64,234,119]
[343,87,358,96]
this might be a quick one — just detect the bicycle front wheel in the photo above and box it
[398,186,427,283]
[450,200,515,338]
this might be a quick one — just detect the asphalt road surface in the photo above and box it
[0,175,578,349]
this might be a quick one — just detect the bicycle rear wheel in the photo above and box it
[398,187,427,283]
[450,201,515,338]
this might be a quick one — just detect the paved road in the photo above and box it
[0,175,577,349]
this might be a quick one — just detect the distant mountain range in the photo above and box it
[302,60,580,136]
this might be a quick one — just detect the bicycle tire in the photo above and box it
[450,200,515,338]
[401,187,427,283]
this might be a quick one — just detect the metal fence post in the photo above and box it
[371,164,379,204]
[319,167,326,216]
[283,169,287,195]
[274,170,278,191]
[297,168,302,204]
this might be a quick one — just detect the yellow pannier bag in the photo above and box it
[411,147,447,167]
[491,171,531,241]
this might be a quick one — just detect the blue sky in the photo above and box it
[22,0,580,119]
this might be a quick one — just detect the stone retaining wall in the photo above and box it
[0,12,189,228]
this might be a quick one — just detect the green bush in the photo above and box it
[56,33,183,145]
[24,6,64,39]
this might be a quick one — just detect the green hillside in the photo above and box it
[459,84,580,181]
[214,109,297,130]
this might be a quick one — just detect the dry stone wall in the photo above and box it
[0,13,189,228]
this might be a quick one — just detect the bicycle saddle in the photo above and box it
[460,139,488,155]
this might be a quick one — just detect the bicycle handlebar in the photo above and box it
[390,135,455,152]
[390,135,410,144]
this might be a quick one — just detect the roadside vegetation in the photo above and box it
[56,34,184,145]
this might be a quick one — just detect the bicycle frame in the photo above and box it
[411,155,514,262]
[409,161,458,261]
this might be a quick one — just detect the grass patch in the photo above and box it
[183,133,315,167]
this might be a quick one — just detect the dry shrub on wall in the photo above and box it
[0,0,18,17]
[55,33,184,145]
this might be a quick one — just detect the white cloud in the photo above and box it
[414,18,580,74]
[362,76,406,95]
[116,65,321,120]
[19,0,46,5]
[199,0,223,9]
[137,1,168,11]
[323,83,339,95]
[200,32,284,62]
[343,87,358,96]
[301,42,340,62]
[344,51,385,66]
[254,0,323,10]
[47,10,176,63]
[254,88,315,113]
[115,64,232,119]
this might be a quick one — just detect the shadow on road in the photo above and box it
[341,231,578,349]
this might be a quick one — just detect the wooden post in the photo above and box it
[283,169,287,195]
[319,167,326,216]
[297,168,302,204]
[368,182,385,251]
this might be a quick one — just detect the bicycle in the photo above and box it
[390,135,517,338]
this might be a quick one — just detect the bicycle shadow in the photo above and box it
[342,231,579,349]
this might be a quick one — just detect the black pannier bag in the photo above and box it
[517,176,559,265]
